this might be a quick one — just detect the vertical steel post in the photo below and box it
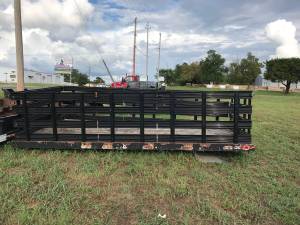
[51,93,58,141]
[243,98,247,119]
[248,97,252,135]
[23,92,30,140]
[110,93,115,142]
[194,98,198,120]
[233,92,239,143]
[80,93,86,141]
[216,98,220,121]
[153,90,157,119]
[140,92,144,142]
[170,92,175,142]
[201,92,206,143]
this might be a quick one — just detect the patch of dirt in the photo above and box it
[62,155,77,171]
[27,200,40,209]
[5,167,25,175]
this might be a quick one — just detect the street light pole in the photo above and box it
[14,0,25,91]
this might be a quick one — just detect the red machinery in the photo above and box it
[102,59,140,88]
[110,80,128,88]
[103,18,159,89]
[111,74,140,88]
[107,17,140,89]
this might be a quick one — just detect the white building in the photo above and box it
[255,75,298,89]
[0,68,66,85]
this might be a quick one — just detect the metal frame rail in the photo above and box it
[5,87,255,152]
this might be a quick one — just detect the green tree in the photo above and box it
[70,69,89,86]
[180,62,201,84]
[159,69,178,85]
[227,62,242,84]
[227,53,262,85]
[167,61,203,85]
[201,50,226,84]
[63,74,71,82]
[265,58,300,94]
[174,63,186,85]
[240,52,263,86]
[94,76,105,84]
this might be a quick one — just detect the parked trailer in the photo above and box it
[4,86,255,152]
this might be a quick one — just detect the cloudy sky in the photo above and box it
[0,0,300,81]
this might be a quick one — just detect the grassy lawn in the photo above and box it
[0,88,299,225]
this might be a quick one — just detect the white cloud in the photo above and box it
[0,31,15,65]
[22,0,93,29]
[265,19,300,58]
[1,1,300,82]
[0,25,135,75]
[0,5,14,30]
[163,32,228,48]
[0,0,94,40]
[225,25,245,30]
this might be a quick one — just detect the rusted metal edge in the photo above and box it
[10,141,255,152]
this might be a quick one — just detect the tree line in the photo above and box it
[64,69,104,86]
[160,50,300,93]
[63,50,300,94]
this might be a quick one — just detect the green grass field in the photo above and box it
[0,88,299,225]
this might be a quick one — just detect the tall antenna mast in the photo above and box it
[156,32,161,83]
[88,64,91,87]
[14,0,25,91]
[145,22,150,82]
[132,17,137,76]
[70,56,73,85]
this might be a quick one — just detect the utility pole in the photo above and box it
[132,17,137,76]
[145,22,150,82]
[156,32,161,83]
[14,0,25,91]
[88,64,91,87]
[70,57,73,85]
